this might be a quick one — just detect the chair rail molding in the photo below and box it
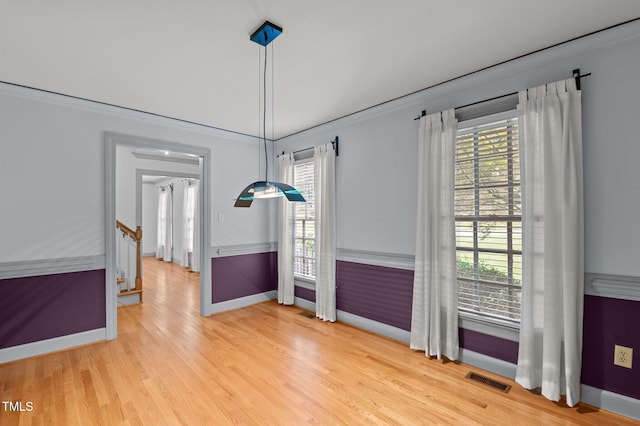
[0,255,105,280]
[585,273,640,301]
[337,248,414,271]
[213,242,278,258]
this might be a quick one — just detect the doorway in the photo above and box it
[132,172,201,307]
[105,132,211,340]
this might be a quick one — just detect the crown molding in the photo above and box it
[277,19,640,144]
[0,81,258,144]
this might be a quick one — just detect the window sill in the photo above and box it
[459,311,520,342]
[294,276,315,290]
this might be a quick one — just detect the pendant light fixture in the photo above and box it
[234,21,306,208]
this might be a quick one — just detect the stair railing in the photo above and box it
[115,220,143,301]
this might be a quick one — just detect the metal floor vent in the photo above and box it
[298,311,316,319]
[465,372,511,393]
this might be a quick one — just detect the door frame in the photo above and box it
[104,132,211,340]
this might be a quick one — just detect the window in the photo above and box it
[455,112,522,323]
[293,160,315,279]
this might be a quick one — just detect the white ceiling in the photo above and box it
[2,1,639,139]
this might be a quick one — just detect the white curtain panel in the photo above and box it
[410,109,459,361]
[516,78,584,407]
[314,143,336,322]
[180,181,191,268]
[163,187,173,262]
[156,190,167,259]
[278,153,295,305]
[191,181,201,273]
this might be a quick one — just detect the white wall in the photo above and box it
[141,183,158,255]
[0,84,272,264]
[276,21,640,278]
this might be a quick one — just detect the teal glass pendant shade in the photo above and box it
[234,181,306,207]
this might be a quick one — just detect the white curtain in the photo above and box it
[410,109,459,361]
[191,181,201,273]
[156,189,167,259]
[314,143,336,322]
[180,180,200,272]
[278,153,295,305]
[516,78,584,407]
[156,186,173,262]
[181,181,191,268]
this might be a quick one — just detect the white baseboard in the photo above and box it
[337,310,411,343]
[459,348,518,380]
[581,384,640,421]
[208,291,277,315]
[293,298,411,343]
[0,328,106,364]
[293,297,315,313]
[117,293,141,306]
[291,302,639,421]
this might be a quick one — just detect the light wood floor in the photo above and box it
[1,257,635,425]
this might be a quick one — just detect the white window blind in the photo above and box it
[293,160,315,279]
[455,114,522,322]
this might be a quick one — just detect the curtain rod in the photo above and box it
[413,69,591,120]
[278,136,339,158]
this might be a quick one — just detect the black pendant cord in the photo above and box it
[263,41,268,182]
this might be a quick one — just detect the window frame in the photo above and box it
[455,109,522,338]
[292,157,316,284]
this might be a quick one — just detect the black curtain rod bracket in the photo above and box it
[572,68,592,90]
[278,136,339,158]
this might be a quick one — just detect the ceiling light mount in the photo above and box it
[250,21,283,46]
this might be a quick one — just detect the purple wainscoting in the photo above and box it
[459,328,518,364]
[335,260,518,362]
[336,260,414,331]
[582,295,640,400]
[0,269,106,349]
[211,252,277,303]
[294,285,316,302]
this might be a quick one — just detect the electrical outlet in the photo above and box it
[614,345,633,369]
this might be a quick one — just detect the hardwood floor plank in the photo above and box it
[1,257,637,425]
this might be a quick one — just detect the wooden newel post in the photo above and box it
[135,226,142,294]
